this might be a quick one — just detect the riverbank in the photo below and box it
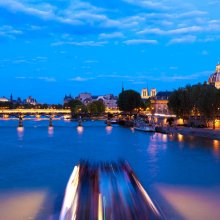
[166,126,220,140]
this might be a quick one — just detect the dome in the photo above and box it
[208,72,220,84]
[208,64,220,84]
[0,97,9,102]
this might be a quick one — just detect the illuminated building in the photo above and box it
[141,88,157,99]
[141,88,149,99]
[96,94,118,109]
[77,93,92,103]
[208,63,220,89]
[0,97,9,102]
[150,91,172,115]
[150,88,157,97]
[25,96,37,105]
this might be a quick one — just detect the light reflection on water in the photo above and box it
[17,127,24,140]
[76,126,84,135]
[48,127,54,137]
[177,133,184,142]
[0,120,220,219]
[213,140,220,158]
[105,125,112,134]
[0,190,55,220]
[155,184,220,220]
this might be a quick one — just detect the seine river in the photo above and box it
[0,119,220,220]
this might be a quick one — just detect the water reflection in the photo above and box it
[105,125,112,134]
[130,127,135,133]
[48,127,54,137]
[17,127,24,140]
[162,134,167,142]
[77,126,84,135]
[156,184,220,220]
[177,134,184,142]
[0,190,49,220]
[148,135,158,157]
[213,140,220,157]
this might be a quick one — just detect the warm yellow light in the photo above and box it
[178,134,184,142]
[105,125,112,134]
[48,127,54,137]
[17,127,24,139]
[77,126,84,134]
[98,194,103,220]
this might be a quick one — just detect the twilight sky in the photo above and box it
[0,0,220,103]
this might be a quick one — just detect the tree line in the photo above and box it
[168,83,220,128]
[64,99,105,117]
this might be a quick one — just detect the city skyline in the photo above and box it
[0,0,220,103]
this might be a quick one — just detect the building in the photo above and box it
[63,94,73,104]
[77,93,92,104]
[96,94,118,110]
[141,88,157,99]
[150,91,173,115]
[26,96,37,105]
[208,63,220,89]
[0,97,9,102]
[141,88,149,99]
[150,88,157,97]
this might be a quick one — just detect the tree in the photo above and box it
[168,83,220,129]
[94,100,105,114]
[87,100,105,115]
[196,84,220,129]
[87,102,98,115]
[118,90,142,112]
[168,86,192,120]
[64,100,86,115]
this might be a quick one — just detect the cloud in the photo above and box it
[38,77,56,82]
[122,0,169,10]
[51,41,108,47]
[138,26,204,35]
[69,76,93,82]
[168,35,197,44]
[84,60,99,64]
[0,0,56,20]
[97,74,131,79]
[15,76,56,82]
[15,76,27,79]
[99,32,124,39]
[177,10,208,18]
[0,25,23,39]
[12,59,29,64]
[123,39,158,45]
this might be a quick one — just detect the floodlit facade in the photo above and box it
[150,91,172,115]
[208,63,220,89]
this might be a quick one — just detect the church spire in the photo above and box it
[122,81,124,93]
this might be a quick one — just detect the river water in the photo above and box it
[0,119,220,220]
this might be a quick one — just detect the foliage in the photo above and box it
[64,99,86,115]
[118,89,142,112]
[168,86,192,119]
[0,101,13,109]
[168,83,220,128]
[87,100,105,115]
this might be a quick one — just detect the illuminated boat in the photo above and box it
[134,125,155,132]
[104,119,118,124]
[60,161,163,220]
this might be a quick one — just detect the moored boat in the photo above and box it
[134,125,155,132]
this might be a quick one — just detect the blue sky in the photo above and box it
[0,0,220,103]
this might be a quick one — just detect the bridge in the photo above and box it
[0,108,71,118]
